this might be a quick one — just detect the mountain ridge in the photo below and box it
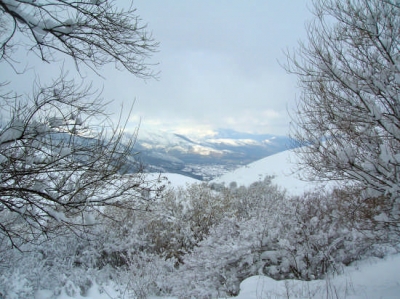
[133,128,295,180]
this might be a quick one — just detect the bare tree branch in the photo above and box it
[0,75,165,249]
[0,0,158,77]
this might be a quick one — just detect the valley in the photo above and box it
[132,128,295,180]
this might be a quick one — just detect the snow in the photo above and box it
[0,120,24,144]
[43,253,400,299]
[2,0,78,43]
[211,149,334,195]
[191,144,226,156]
[144,148,317,191]
[137,129,226,156]
[234,254,400,299]
[4,149,398,299]
[35,282,120,299]
[145,172,201,188]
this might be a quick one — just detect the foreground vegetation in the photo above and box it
[1,177,398,298]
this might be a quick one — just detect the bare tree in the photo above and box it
[0,0,158,76]
[0,75,165,249]
[0,0,161,250]
[286,0,400,228]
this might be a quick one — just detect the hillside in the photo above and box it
[211,148,337,195]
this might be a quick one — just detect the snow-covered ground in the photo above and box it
[146,148,320,193]
[145,172,201,188]
[234,254,400,299]
[149,148,336,194]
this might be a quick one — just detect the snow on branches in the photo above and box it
[0,0,158,76]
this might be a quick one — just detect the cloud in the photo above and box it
[115,0,313,135]
[0,0,313,137]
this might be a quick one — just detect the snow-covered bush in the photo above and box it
[258,186,397,281]
[0,210,176,299]
[1,175,398,299]
[105,183,236,263]
[0,232,95,298]
[173,217,267,298]
[112,251,176,299]
[170,180,399,298]
[172,178,287,298]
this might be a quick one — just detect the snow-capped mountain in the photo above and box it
[133,128,294,180]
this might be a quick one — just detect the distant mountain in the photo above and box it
[44,129,296,181]
[132,128,296,180]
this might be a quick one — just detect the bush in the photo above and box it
[171,180,399,297]
[2,176,398,298]
[107,183,236,262]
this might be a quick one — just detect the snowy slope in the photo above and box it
[137,129,227,156]
[235,254,400,299]
[212,148,335,195]
[146,172,201,188]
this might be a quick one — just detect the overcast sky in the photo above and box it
[122,0,314,136]
[1,0,314,137]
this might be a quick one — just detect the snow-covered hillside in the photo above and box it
[137,129,227,156]
[146,172,201,188]
[147,148,317,192]
[212,148,337,195]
